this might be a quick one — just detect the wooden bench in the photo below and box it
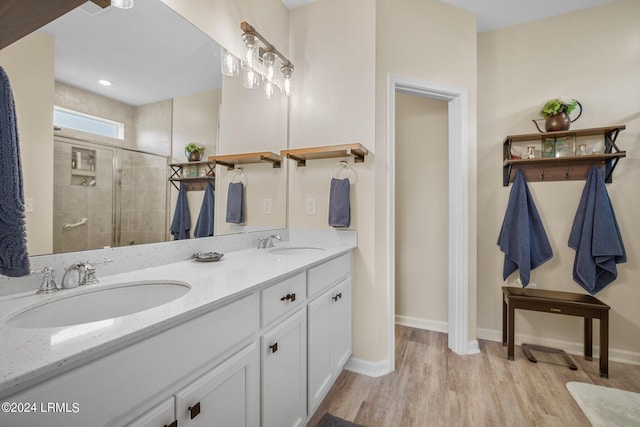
[502,286,610,378]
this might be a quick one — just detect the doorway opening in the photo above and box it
[387,74,476,372]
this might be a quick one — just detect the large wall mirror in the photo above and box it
[0,0,288,256]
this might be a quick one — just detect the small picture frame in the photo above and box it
[554,136,575,157]
[542,139,556,158]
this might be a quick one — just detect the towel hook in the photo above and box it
[331,161,356,183]
[228,167,246,185]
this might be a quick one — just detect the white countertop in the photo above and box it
[0,241,355,399]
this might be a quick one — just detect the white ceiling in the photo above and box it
[39,0,221,106]
[282,0,617,32]
[38,0,617,107]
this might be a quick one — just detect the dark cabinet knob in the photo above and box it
[280,293,296,302]
[269,342,278,353]
[332,292,343,302]
[189,402,201,419]
[164,421,178,427]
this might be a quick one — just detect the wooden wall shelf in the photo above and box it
[169,161,215,191]
[281,143,368,166]
[502,125,626,186]
[207,152,282,170]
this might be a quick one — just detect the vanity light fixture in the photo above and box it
[111,0,134,9]
[239,21,294,97]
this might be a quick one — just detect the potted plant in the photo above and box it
[185,143,204,162]
[537,97,582,132]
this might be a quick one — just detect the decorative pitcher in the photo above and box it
[532,101,583,133]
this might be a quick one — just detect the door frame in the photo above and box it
[387,73,475,371]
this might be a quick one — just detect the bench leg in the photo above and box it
[502,297,507,346]
[600,311,609,378]
[508,303,515,361]
[584,317,593,361]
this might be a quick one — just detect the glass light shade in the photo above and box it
[241,34,259,70]
[243,69,260,89]
[281,65,294,97]
[220,48,239,77]
[262,51,276,82]
[111,0,134,9]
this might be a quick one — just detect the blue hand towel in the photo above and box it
[0,66,30,277]
[568,166,626,294]
[497,169,553,286]
[328,177,350,228]
[194,183,215,238]
[170,182,191,240]
[226,182,245,224]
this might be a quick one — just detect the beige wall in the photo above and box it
[477,0,640,357]
[395,94,448,325]
[289,0,378,362]
[375,0,478,361]
[0,32,54,256]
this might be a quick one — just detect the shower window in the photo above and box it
[54,106,124,140]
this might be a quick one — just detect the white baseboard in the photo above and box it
[476,327,640,366]
[395,315,448,333]
[344,357,391,378]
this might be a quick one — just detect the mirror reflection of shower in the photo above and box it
[53,137,167,253]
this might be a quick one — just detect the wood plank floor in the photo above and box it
[307,325,640,427]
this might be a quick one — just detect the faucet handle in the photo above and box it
[32,267,59,294]
[83,259,112,285]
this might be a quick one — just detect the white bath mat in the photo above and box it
[566,381,640,427]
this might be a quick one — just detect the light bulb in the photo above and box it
[262,51,276,82]
[243,69,260,89]
[220,48,239,77]
[264,81,275,99]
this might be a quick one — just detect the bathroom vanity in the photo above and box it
[0,235,354,427]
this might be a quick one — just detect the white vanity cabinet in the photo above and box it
[1,249,354,427]
[261,308,307,427]
[173,343,259,427]
[307,254,353,414]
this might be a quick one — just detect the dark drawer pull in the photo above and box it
[270,342,278,353]
[189,402,201,419]
[164,421,177,427]
[280,293,296,302]
[332,292,343,302]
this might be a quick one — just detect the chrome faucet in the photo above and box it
[33,267,59,294]
[61,259,112,288]
[257,234,282,249]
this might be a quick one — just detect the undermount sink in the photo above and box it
[6,281,191,329]
[268,246,326,255]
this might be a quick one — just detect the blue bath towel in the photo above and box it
[194,183,215,238]
[0,66,30,277]
[170,182,191,240]
[568,166,626,294]
[226,182,245,224]
[328,178,350,228]
[497,169,553,286]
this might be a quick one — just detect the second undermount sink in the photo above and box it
[268,246,326,255]
[6,281,191,329]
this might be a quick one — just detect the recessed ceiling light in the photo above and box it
[98,79,112,86]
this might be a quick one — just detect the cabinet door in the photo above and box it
[262,309,307,427]
[308,288,334,413]
[175,343,259,427]
[126,397,175,427]
[332,277,352,370]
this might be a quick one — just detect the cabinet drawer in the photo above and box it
[307,253,351,298]
[262,272,306,327]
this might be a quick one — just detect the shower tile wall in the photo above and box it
[120,150,167,246]
[53,142,114,253]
